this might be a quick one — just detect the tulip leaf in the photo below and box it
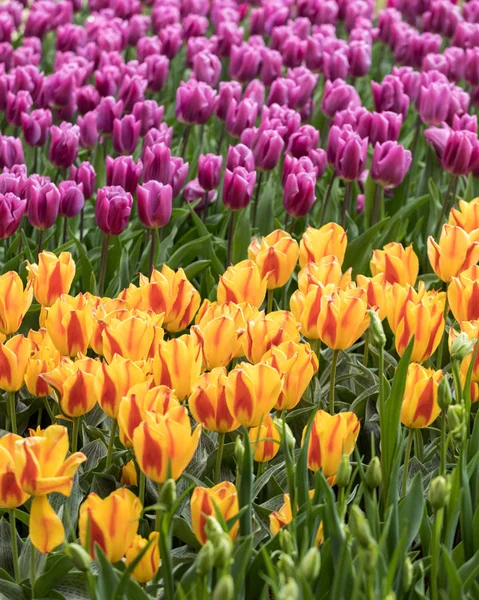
[232,206,252,265]
[33,555,74,598]
[238,428,253,538]
[167,234,212,270]
[343,218,389,275]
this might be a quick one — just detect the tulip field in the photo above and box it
[5,1,479,600]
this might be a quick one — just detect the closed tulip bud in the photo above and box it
[58,180,84,218]
[216,81,243,121]
[321,79,361,119]
[102,311,156,362]
[6,90,32,127]
[46,294,93,357]
[372,76,409,118]
[283,171,317,218]
[226,144,255,172]
[218,260,268,307]
[159,478,177,509]
[76,86,99,115]
[132,100,164,137]
[26,179,60,231]
[112,115,141,155]
[299,223,347,268]
[403,557,413,592]
[64,543,93,572]
[191,317,243,370]
[153,336,202,401]
[0,433,30,509]
[230,43,262,82]
[70,162,96,200]
[198,154,223,191]
[78,111,99,149]
[0,136,24,170]
[137,181,172,229]
[401,364,442,429]
[365,456,382,489]
[176,80,217,125]
[79,488,142,561]
[226,99,258,140]
[16,425,86,553]
[0,272,33,335]
[213,575,235,600]
[438,376,453,412]
[191,482,239,545]
[96,96,124,135]
[419,83,452,126]
[222,167,257,211]
[448,404,465,436]
[145,54,169,93]
[243,311,301,364]
[204,516,226,546]
[48,124,80,169]
[21,108,52,147]
[121,460,138,487]
[196,540,215,575]
[133,406,201,483]
[249,414,281,462]
[428,225,479,283]
[142,142,171,184]
[278,554,296,579]
[225,362,282,428]
[250,128,284,171]
[330,126,368,182]
[290,282,334,340]
[125,533,160,584]
[95,186,133,236]
[0,335,31,392]
[26,251,76,307]
[370,141,412,189]
[106,156,142,195]
[428,476,448,511]
[451,331,475,364]
[0,193,26,239]
[300,548,321,582]
[304,410,360,482]
[349,505,372,547]
[370,242,419,286]
[336,454,352,487]
[368,310,386,348]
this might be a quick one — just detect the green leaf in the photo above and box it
[398,472,424,550]
[343,218,389,275]
[34,555,74,598]
[232,206,252,264]
[238,428,253,537]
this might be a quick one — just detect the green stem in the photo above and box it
[436,296,449,368]
[451,360,463,404]
[329,350,339,415]
[159,510,174,600]
[252,171,263,229]
[62,216,68,245]
[43,396,56,423]
[402,431,414,497]
[227,211,235,266]
[138,469,145,505]
[371,183,384,225]
[98,232,110,296]
[341,181,352,228]
[8,391,17,434]
[378,344,385,440]
[440,412,447,476]
[71,418,79,453]
[9,510,19,583]
[435,175,458,239]
[148,229,156,276]
[214,432,226,484]
[37,229,43,257]
[430,508,444,600]
[156,483,162,532]
[266,289,274,314]
[105,419,117,469]
[363,331,370,367]
[31,543,36,597]
[320,172,336,226]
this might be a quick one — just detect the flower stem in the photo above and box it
[180,125,191,159]
[214,432,226,484]
[363,330,370,366]
[430,507,444,600]
[62,217,68,245]
[266,289,274,314]
[371,182,384,226]
[80,207,84,243]
[329,350,339,415]
[402,431,414,496]
[227,211,235,266]
[98,232,110,296]
[9,510,19,583]
[320,172,336,226]
[435,175,458,239]
[341,181,352,228]
[436,296,449,368]
[252,171,263,228]
[105,419,117,469]
[43,396,56,424]
[37,229,43,257]
[8,391,17,434]
[149,229,156,276]
[440,412,447,476]
[139,469,145,505]
[156,483,162,532]
[31,543,36,596]
[71,417,79,453]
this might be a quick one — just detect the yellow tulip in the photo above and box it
[449,197,479,233]
[26,251,76,307]
[0,335,32,392]
[0,434,29,509]
[428,224,479,282]
[401,364,442,428]
[370,242,419,286]
[249,414,281,462]
[190,482,239,545]
[152,335,202,401]
[248,230,299,290]
[217,260,269,308]
[45,293,94,357]
[448,264,479,323]
[299,223,347,268]
[125,533,160,583]
[0,272,33,335]
[242,311,301,364]
[191,315,244,369]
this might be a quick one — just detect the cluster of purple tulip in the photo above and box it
[0,0,478,256]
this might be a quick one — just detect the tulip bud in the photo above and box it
[336,454,352,488]
[365,456,382,489]
[159,478,176,509]
[278,529,295,556]
[278,419,296,455]
[234,436,244,465]
[196,540,215,576]
[300,548,321,582]
[65,543,92,572]
[349,505,372,548]
[278,553,296,579]
[403,557,413,592]
[213,534,233,569]
[450,332,475,364]
[438,376,453,412]
[278,578,300,600]
[368,310,386,348]
[428,476,448,511]
[205,516,226,545]
[213,575,235,600]
[448,404,465,434]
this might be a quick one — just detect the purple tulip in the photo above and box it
[282,154,316,187]
[371,75,409,119]
[368,111,403,146]
[323,50,350,81]
[43,69,76,109]
[425,127,479,176]
[309,148,328,178]
[112,115,141,155]
[169,156,189,197]
[21,108,51,147]
[183,15,209,39]
[321,78,361,118]
[143,124,174,155]
[444,47,465,83]
[106,156,142,194]
[158,24,183,60]
[0,136,24,170]
[261,103,301,144]
[143,143,171,184]
[216,80,242,121]
[260,48,282,85]
[198,154,223,191]
[95,97,123,135]
[183,178,216,211]
[118,75,146,113]
[230,43,262,82]
[6,90,32,127]
[95,186,133,236]
[70,162,96,199]
[370,142,412,188]
[58,180,84,218]
[327,125,368,181]
[76,85,100,115]
[192,50,222,87]
[282,35,306,69]
[48,123,79,169]
[283,171,316,217]
[175,79,217,125]
[76,111,98,150]
[349,41,371,77]
[243,80,265,112]
[419,82,452,126]
[144,54,169,93]
[131,100,164,137]
[0,192,25,238]
[137,180,172,229]
[267,77,295,107]
[226,144,255,172]
[26,179,60,230]
[465,48,479,87]
[0,168,27,198]
[286,125,319,158]
[223,166,257,210]
[452,114,478,134]
[248,127,284,171]
[225,98,258,138]
[216,21,244,58]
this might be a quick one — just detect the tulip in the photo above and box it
[118,382,180,447]
[195,300,259,339]
[24,343,61,398]
[290,282,336,340]
[270,494,293,536]
[356,274,388,321]
[95,186,133,236]
[419,83,452,126]
[225,362,282,428]
[0,136,24,170]
[58,181,84,218]
[428,225,479,282]
[370,142,412,189]
[286,125,320,159]
[323,49,349,81]
[0,335,31,393]
[95,96,124,135]
[370,242,419,286]
[297,257,352,293]
[249,414,281,463]
[0,272,32,336]
[367,111,402,146]
[262,341,319,411]
[248,230,299,290]
[145,54,169,92]
[15,425,86,553]
[77,85,100,115]
[218,260,268,308]
[249,128,284,171]
[242,311,301,364]
[45,293,93,357]
[371,75,409,118]
[21,108,52,147]
[79,488,142,561]
[226,99,259,138]
[449,197,479,233]
[216,81,243,121]
[106,156,142,195]
[143,124,174,153]
[125,533,160,583]
[282,155,316,186]
[132,100,164,137]
[226,144,255,172]
[425,127,479,177]
[222,167,257,211]
[137,181,172,230]
[70,162,96,200]
[102,312,156,363]
[328,125,368,182]
[448,265,479,323]
[175,80,217,125]
[121,460,138,486]
[191,316,243,370]
[0,434,29,509]
[42,357,99,418]
[77,111,99,149]
[118,75,147,113]
[192,50,222,87]
[230,43,262,82]
[0,193,26,239]
[112,115,141,155]
[191,482,239,545]
[299,223,347,268]
[321,79,361,118]
[26,179,60,231]
[152,335,202,401]
[401,364,442,429]
[142,142,171,184]
[303,410,360,483]
[198,154,223,191]
[48,124,80,169]
[26,251,76,307]
[133,406,201,482]
[6,90,32,127]
[189,368,240,433]
[283,171,316,218]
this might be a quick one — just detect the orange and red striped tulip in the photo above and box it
[270,493,324,545]
[196,300,260,329]
[190,482,239,545]
[152,335,202,401]
[102,311,155,362]
[356,274,387,321]
[303,410,360,482]
[217,260,269,308]
[290,282,336,340]
[25,343,61,398]
[316,287,370,350]
[297,256,352,293]
[370,242,419,286]
[249,414,281,462]
[454,321,479,382]
[133,406,201,482]
[248,230,299,290]
[189,368,240,433]
[89,298,128,355]
[0,334,32,392]
[121,459,138,486]
[242,311,301,364]
[225,362,282,428]
[0,433,29,508]
[93,355,146,419]
[400,363,442,428]
[26,251,76,307]
[79,488,142,562]
[385,282,439,334]
[262,341,319,411]
[191,315,244,369]
[46,293,94,357]
[125,533,160,583]
[118,381,180,447]
[0,272,33,335]
[427,224,479,282]
[449,197,479,233]
[448,265,479,323]
[299,223,347,268]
